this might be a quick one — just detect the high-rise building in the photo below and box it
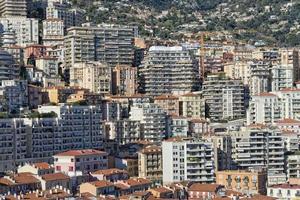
[70,61,112,95]
[112,65,137,96]
[129,103,167,142]
[42,19,64,46]
[0,104,103,172]
[0,17,39,47]
[230,125,285,177]
[203,74,245,122]
[138,145,162,184]
[46,0,84,28]
[249,61,271,96]
[248,89,300,124]
[64,24,135,68]
[0,0,27,17]
[178,92,205,119]
[139,46,200,96]
[162,137,214,185]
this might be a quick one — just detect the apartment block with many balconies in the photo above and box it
[162,137,214,185]
[139,46,200,96]
[203,74,245,122]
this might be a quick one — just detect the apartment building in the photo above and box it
[64,24,135,68]
[0,104,104,172]
[178,92,205,119]
[224,60,250,85]
[0,49,19,83]
[188,119,210,137]
[43,86,88,104]
[138,145,162,183]
[0,0,27,17]
[247,92,281,124]
[204,134,232,171]
[130,103,167,142]
[267,184,300,200]
[112,65,137,96]
[271,65,294,92]
[154,94,179,116]
[276,118,300,134]
[248,89,300,124]
[0,17,39,47]
[104,120,142,145]
[53,149,108,175]
[0,80,28,113]
[249,61,271,96]
[35,57,59,77]
[203,74,245,122]
[230,126,285,177]
[167,115,189,137]
[215,169,267,195]
[46,0,84,28]
[139,46,200,96]
[42,19,64,46]
[70,61,111,95]
[288,154,300,180]
[162,137,214,185]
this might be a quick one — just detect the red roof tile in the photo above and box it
[54,149,107,157]
[41,173,69,181]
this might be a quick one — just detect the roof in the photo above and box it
[164,137,191,142]
[154,94,178,100]
[276,118,300,124]
[269,184,300,189]
[33,162,52,170]
[0,173,39,186]
[54,149,107,157]
[280,88,300,92]
[122,178,151,187]
[180,92,198,97]
[188,183,221,192]
[139,145,161,154]
[244,194,277,200]
[89,180,114,188]
[41,173,69,181]
[149,186,172,194]
[255,92,277,97]
[92,168,128,176]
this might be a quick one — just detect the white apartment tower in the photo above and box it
[162,137,214,185]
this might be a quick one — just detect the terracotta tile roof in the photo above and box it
[213,197,231,200]
[114,182,130,190]
[122,178,151,187]
[0,173,39,186]
[188,183,221,192]
[154,94,179,100]
[247,123,267,129]
[276,118,300,124]
[92,168,128,176]
[149,186,172,194]
[89,180,114,188]
[280,88,300,92]
[270,184,300,189]
[41,173,69,181]
[33,162,52,170]
[255,92,277,97]
[54,149,107,157]
[139,145,161,154]
[224,189,243,196]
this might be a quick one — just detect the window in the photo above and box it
[71,158,74,162]
[56,166,61,171]
[68,166,74,171]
